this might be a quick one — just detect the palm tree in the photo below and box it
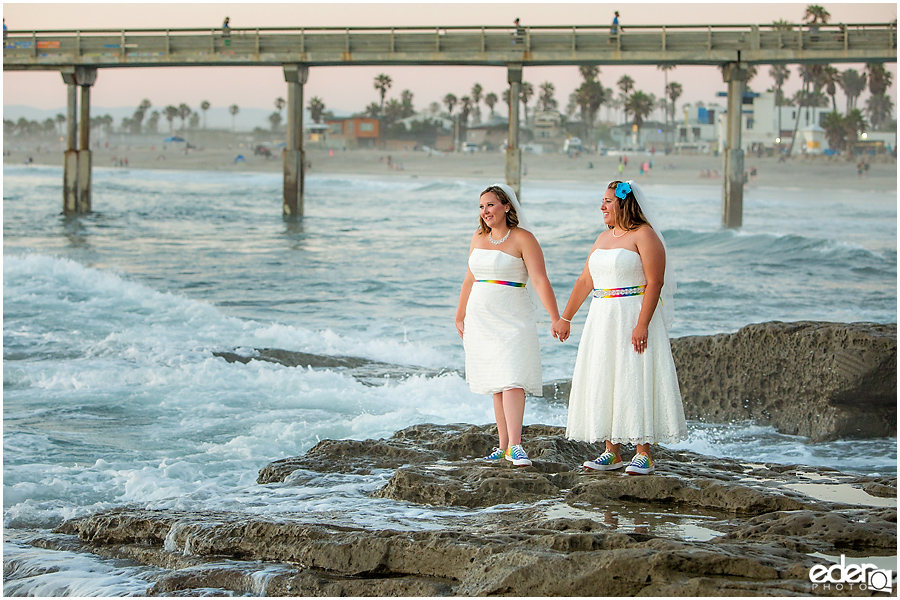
[866,63,891,96]
[164,105,179,133]
[617,75,635,125]
[374,73,392,115]
[400,89,415,119]
[821,111,847,152]
[55,113,66,136]
[147,110,160,134]
[268,111,282,132]
[579,65,600,82]
[538,82,557,112]
[666,81,683,132]
[484,92,498,118]
[574,80,605,143]
[520,82,534,123]
[307,96,326,123]
[443,93,457,116]
[189,112,200,130]
[658,64,675,147]
[769,65,791,144]
[865,93,894,130]
[458,96,473,145]
[804,5,831,25]
[229,104,239,132]
[844,108,867,153]
[820,66,840,112]
[623,91,654,147]
[838,69,866,113]
[275,97,285,115]
[787,64,824,156]
[177,103,191,131]
[200,100,211,129]
[364,102,381,119]
[470,83,483,124]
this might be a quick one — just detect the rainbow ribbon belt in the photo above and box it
[593,284,646,298]
[476,279,526,287]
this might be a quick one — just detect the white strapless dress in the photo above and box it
[566,248,687,444]
[463,248,542,396]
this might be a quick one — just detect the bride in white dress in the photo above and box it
[552,180,687,475]
[455,184,562,467]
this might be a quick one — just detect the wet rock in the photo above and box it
[51,424,896,596]
[671,321,897,441]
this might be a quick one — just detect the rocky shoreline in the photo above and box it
[19,321,897,595]
[218,321,898,441]
[44,423,896,596]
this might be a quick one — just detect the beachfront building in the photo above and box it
[324,116,379,149]
[715,92,836,155]
[675,103,721,154]
[529,110,566,152]
[608,120,673,152]
[465,116,509,150]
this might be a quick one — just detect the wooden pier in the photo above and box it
[4,22,896,226]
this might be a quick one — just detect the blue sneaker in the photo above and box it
[506,444,532,467]
[481,447,507,461]
[625,453,655,475]
[583,451,624,471]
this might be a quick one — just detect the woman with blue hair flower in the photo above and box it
[552,180,687,475]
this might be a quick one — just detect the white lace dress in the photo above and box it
[463,248,542,397]
[566,248,687,444]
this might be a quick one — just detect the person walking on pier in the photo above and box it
[456,184,562,468]
[611,11,620,35]
[513,18,525,45]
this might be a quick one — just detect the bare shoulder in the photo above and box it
[514,227,538,244]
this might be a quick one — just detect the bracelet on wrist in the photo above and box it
[560,317,571,323]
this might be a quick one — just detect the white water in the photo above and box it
[4,165,896,595]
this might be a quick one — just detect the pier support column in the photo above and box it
[76,67,97,214]
[505,63,523,200]
[722,62,748,229]
[60,67,97,215]
[61,68,79,215]
[283,64,308,218]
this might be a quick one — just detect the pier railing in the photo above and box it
[4,22,896,69]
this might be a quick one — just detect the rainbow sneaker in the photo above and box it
[583,451,624,471]
[625,453,655,475]
[482,447,507,461]
[505,444,532,467]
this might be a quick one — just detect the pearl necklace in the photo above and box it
[489,229,511,245]
[612,227,627,238]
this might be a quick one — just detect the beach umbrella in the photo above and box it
[234,155,246,163]
[164,136,186,143]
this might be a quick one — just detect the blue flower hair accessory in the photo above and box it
[614,182,632,199]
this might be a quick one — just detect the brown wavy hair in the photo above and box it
[607,180,650,231]
[478,185,520,235]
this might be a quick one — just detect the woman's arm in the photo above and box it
[632,227,666,353]
[454,234,479,339]
[519,231,561,329]
[552,238,602,342]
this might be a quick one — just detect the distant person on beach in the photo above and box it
[552,180,687,475]
[456,184,562,468]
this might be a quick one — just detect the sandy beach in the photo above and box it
[5,143,897,192]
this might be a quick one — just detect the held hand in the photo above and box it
[552,319,571,342]
[455,320,465,339]
[632,325,649,354]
